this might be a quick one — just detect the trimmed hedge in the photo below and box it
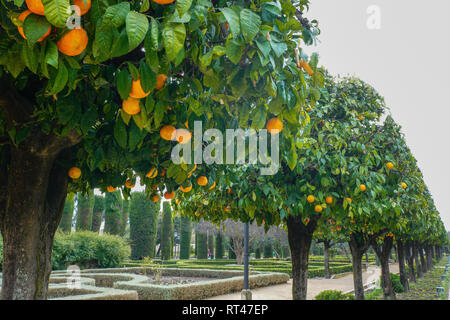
[91,195,104,233]
[52,231,130,270]
[76,190,94,231]
[59,195,74,233]
[104,191,122,235]
[315,290,354,300]
[215,233,224,259]
[122,258,354,278]
[129,192,158,259]
[160,202,173,260]
[197,233,208,259]
[180,216,192,259]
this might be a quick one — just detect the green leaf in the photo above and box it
[23,14,51,45]
[92,26,113,61]
[162,23,186,61]
[116,68,131,100]
[22,44,39,73]
[45,40,59,68]
[128,121,142,151]
[220,7,240,37]
[80,108,98,135]
[125,11,149,50]
[176,0,193,18]
[101,2,130,30]
[154,101,166,128]
[225,39,244,64]
[42,0,71,28]
[127,62,140,80]
[240,9,261,43]
[49,59,68,94]
[139,61,156,92]
[251,106,266,130]
[140,0,150,13]
[114,118,128,148]
[147,17,159,50]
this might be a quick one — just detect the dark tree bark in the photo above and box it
[0,139,77,299]
[396,240,409,292]
[287,214,319,300]
[371,236,396,300]
[323,239,331,279]
[425,245,433,270]
[405,241,416,283]
[0,76,80,299]
[418,244,427,274]
[412,241,423,278]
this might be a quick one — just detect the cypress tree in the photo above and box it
[264,243,273,258]
[160,202,173,260]
[104,191,122,235]
[180,216,192,259]
[194,230,198,257]
[215,233,224,259]
[255,246,261,259]
[91,195,104,233]
[197,233,208,259]
[75,190,94,231]
[207,233,214,258]
[59,194,75,233]
[129,192,158,259]
[228,238,236,259]
[120,199,130,236]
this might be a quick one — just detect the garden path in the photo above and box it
[206,263,399,300]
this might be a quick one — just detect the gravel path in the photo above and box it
[206,263,400,300]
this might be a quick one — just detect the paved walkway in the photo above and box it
[206,263,399,300]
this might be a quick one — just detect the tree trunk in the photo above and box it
[405,241,416,283]
[372,237,396,300]
[412,242,423,278]
[425,245,433,269]
[323,240,331,279]
[418,244,427,274]
[0,145,72,299]
[396,240,409,292]
[287,215,318,300]
[348,233,368,300]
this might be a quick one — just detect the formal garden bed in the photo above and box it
[122,258,360,278]
[0,267,289,300]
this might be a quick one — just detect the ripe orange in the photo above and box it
[18,10,51,42]
[360,184,366,192]
[386,162,394,170]
[197,176,208,186]
[185,121,189,128]
[314,205,323,213]
[73,0,91,15]
[122,96,141,115]
[156,74,168,90]
[227,188,232,194]
[25,0,45,15]
[160,125,176,141]
[125,179,135,188]
[164,191,175,199]
[179,182,192,193]
[225,206,231,212]
[57,27,88,56]
[107,186,116,192]
[152,0,175,4]
[325,196,333,204]
[266,117,283,134]
[129,78,150,98]
[401,182,407,189]
[146,168,158,178]
[175,199,180,204]
[208,181,216,191]
[152,195,160,202]
[307,195,315,203]
[346,198,352,203]
[299,60,314,76]
[174,129,192,144]
[68,167,81,179]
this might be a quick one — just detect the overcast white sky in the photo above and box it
[303,0,450,230]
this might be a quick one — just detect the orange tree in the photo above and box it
[0,0,322,299]
[176,75,390,300]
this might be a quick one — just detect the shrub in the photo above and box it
[52,231,130,270]
[315,290,354,300]
[180,216,192,259]
[160,202,173,260]
[0,234,3,271]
